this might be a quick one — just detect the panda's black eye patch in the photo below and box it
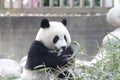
[53,35,59,43]
[64,35,67,42]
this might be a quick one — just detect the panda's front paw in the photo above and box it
[61,46,73,55]
[59,57,69,67]
[63,57,70,62]
[67,46,74,54]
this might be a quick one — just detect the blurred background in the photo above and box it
[0,0,120,61]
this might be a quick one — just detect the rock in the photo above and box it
[102,28,120,49]
[20,56,27,69]
[0,59,21,79]
[0,69,21,79]
[105,6,120,48]
[106,6,120,27]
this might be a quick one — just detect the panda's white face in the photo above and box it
[35,19,71,50]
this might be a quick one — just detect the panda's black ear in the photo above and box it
[62,19,67,26]
[41,19,50,28]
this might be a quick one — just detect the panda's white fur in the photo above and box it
[21,19,74,80]
[35,21,71,50]
[22,68,33,80]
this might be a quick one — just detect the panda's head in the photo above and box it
[35,19,71,50]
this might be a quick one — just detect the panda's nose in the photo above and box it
[61,46,66,50]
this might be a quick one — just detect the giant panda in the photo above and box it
[22,19,74,79]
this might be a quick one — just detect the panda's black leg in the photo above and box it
[57,71,73,80]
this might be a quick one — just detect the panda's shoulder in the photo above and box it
[29,40,49,53]
[32,40,45,47]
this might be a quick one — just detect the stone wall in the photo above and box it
[0,16,115,61]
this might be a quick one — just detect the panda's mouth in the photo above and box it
[48,48,61,56]
[52,48,63,56]
[55,47,61,52]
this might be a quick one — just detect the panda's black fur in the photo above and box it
[25,40,73,70]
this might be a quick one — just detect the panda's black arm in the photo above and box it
[26,41,68,70]
[26,50,68,70]
[41,51,68,68]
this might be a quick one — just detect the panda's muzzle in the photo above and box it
[61,46,66,50]
[55,46,66,51]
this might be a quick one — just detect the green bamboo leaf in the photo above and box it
[34,64,46,70]
[69,41,82,59]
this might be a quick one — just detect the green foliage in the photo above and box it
[70,41,82,59]
[75,49,120,80]
[74,36,120,80]
[0,74,18,80]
